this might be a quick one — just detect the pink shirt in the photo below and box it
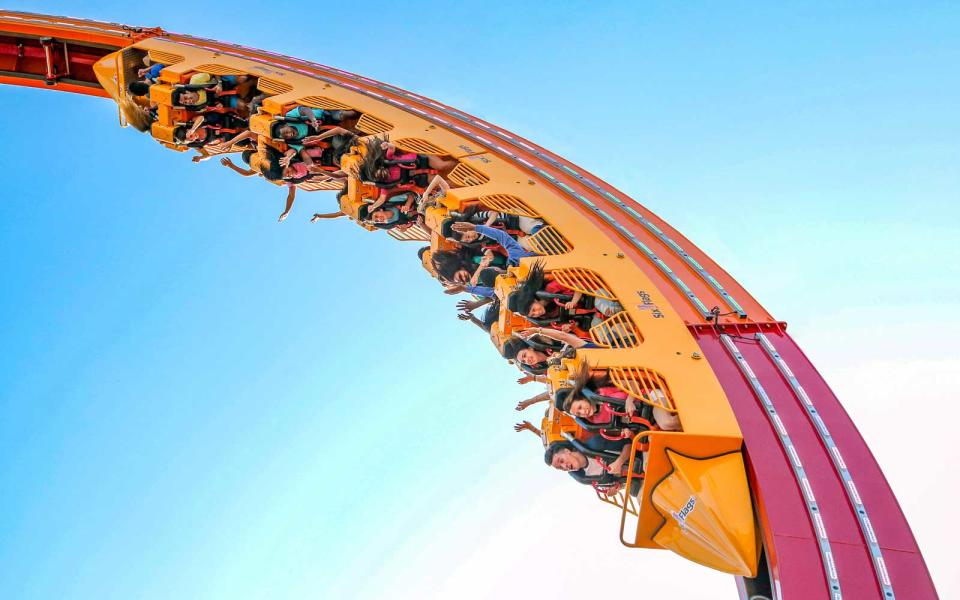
[586,403,617,424]
[288,162,309,179]
[596,385,628,400]
[384,148,417,183]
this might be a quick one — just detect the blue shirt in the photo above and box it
[284,107,326,120]
[280,108,325,150]
[465,285,495,298]
[475,225,536,265]
[143,63,164,82]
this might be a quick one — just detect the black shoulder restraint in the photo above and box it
[579,387,656,428]
[564,437,640,486]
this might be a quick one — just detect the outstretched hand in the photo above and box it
[516,328,538,340]
[451,222,477,234]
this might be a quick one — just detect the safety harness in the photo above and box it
[577,387,657,442]
[564,435,646,494]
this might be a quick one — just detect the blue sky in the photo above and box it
[0,2,958,598]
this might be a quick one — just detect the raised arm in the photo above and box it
[563,291,583,310]
[366,192,389,213]
[296,105,322,128]
[515,391,550,411]
[457,297,493,313]
[420,174,450,201]
[469,251,495,286]
[463,284,495,298]
[302,127,353,145]
[310,211,346,223]
[513,420,543,439]
[452,223,534,265]
[187,115,205,136]
[457,311,485,330]
[208,130,256,153]
[191,147,212,163]
[519,327,589,348]
[279,149,297,168]
[219,157,257,177]
[299,148,316,167]
[606,442,633,476]
[278,187,296,223]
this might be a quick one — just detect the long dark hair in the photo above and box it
[460,204,486,224]
[500,334,564,375]
[561,362,595,413]
[357,136,389,183]
[263,146,318,185]
[330,134,358,166]
[258,147,284,181]
[119,99,153,132]
[257,147,312,184]
[507,260,548,316]
[431,250,475,283]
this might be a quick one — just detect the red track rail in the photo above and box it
[697,330,937,599]
[764,334,937,598]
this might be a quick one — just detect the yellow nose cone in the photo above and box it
[651,449,759,576]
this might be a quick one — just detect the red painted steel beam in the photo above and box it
[770,334,938,599]
[0,34,115,90]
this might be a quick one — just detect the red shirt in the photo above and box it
[544,280,575,307]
